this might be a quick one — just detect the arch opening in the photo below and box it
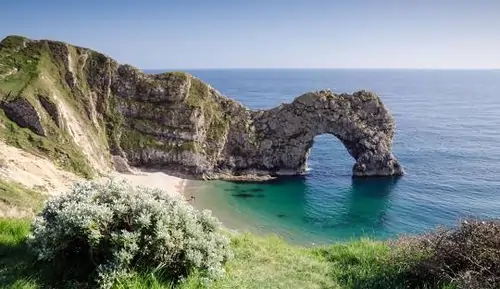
[303,134,353,177]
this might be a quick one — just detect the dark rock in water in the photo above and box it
[232,193,255,198]
[232,193,265,198]
[276,213,287,218]
[247,188,265,193]
[227,187,265,193]
[302,215,324,224]
[1,97,45,136]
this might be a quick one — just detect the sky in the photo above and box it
[0,0,499,69]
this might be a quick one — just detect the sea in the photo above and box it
[146,69,500,245]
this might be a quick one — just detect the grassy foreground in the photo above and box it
[0,180,496,289]
[0,218,457,289]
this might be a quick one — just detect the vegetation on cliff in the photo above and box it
[0,35,240,179]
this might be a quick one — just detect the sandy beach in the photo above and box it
[106,170,187,198]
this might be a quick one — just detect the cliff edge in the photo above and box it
[0,35,403,179]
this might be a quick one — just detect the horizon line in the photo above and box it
[142,67,500,71]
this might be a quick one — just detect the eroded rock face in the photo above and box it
[0,35,404,179]
[38,94,61,128]
[111,155,136,174]
[1,97,45,136]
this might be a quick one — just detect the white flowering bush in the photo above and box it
[27,180,232,288]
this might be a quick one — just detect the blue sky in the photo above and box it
[1,0,499,69]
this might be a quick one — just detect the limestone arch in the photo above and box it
[246,90,404,177]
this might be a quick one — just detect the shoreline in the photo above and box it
[107,169,188,199]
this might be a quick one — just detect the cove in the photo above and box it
[185,174,402,245]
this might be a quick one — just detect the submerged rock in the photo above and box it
[0,35,404,179]
[232,193,265,198]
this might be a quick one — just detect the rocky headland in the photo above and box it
[0,35,403,181]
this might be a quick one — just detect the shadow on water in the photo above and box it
[298,176,400,232]
[339,177,401,234]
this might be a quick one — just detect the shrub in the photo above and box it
[391,219,500,289]
[27,179,232,288]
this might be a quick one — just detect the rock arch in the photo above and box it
[220,90,404,177]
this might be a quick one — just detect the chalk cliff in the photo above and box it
[0,35,403,179]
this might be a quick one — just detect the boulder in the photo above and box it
[1,97,45,136]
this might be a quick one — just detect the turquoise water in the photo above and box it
[149,69,500,244]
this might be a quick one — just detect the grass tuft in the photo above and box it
[0,180,45,214]
[0,219,40,289]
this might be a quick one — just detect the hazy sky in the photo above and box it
[1,0,499,69]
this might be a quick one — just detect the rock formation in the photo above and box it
[0,97,45,136]
[228,90,403,177]
[0,35,403,179]
[37,94,62,128]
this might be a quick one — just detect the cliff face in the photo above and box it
[0,35,403,179]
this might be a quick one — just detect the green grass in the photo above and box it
[0,36,40,96]
[0,218,457,289]
[0,180,46,213]
[0,218,40,289]
[182,233,337,289]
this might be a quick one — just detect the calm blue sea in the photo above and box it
[147,69,500,245]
